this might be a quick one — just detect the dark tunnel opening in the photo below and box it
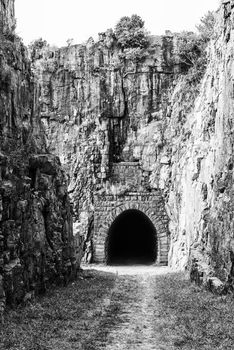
[106,209,157,265]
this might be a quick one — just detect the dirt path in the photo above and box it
[82,266,175,350]
[2,265,234,350]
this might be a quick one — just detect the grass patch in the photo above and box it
[0,270,116,350]
[154,273,234,350]
[1,270,234,350]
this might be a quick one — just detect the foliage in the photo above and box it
[175,30,207,86]
[29,37,48,50]
[29,37,48,60]
[175,11,216,85]
[118,46,148,63]
[66,38,74,47]
[114,14,149,50]
[176,31,204,69]
[196,11,216,43]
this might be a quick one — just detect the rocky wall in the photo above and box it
[149,0,234,289]
[0,0,78,317]
[0,0,15,33]
[33,1,234,291]
[32,34,176,253]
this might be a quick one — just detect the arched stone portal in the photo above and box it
[93,191,170,265]
[106,209,157,265]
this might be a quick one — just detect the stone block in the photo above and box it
[207,277,225,295]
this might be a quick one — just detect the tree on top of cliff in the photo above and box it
[196,11,215,43]
[176,32,204,69]
[66,38,74,47]
[175,30,208,86]
[175,11,215,84]
[29,38,48,61]
[114,15,149,49]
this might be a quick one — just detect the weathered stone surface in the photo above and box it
[32,34,175,263]
[34,2,234,291]
[93,189,170,264]
[157,2,234,289]
[0,0,80,318]
[0,0,15,33]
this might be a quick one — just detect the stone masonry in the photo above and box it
[93,162,170,265]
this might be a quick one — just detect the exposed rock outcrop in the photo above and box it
[0,0,15,33]
[32,34,176,258]
[0,0,78,317]
[33,1,234,291]
[162,0,234,289]
[3,0,233,296]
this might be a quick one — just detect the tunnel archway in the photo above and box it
[106,209,157,265]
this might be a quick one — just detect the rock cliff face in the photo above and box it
[0,0,77,317]
[34,0,234,290]
[9,0,234,292]
[32,34,175,260]
[0,0,15,33]
[163,0,234,288]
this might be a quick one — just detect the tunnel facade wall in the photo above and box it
[93,191,170,265]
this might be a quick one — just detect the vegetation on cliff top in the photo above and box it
[114,14,150,62]
[28,37,48,61]
[197,10,216,43]
[175,11,215,85]
[29,11,215,70]
[114,14,149,49]
[169,10,216,124]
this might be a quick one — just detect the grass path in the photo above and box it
[1,266,234,349]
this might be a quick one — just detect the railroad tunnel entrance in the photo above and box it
[106,209,157,265]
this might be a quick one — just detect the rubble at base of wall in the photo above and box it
[190,253,225,295]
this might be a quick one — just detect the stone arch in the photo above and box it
[93,202,169,265]
[105,208,157,265]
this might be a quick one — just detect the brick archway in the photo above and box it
[93,192,170,265]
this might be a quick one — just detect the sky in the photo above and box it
[15,0,221,47]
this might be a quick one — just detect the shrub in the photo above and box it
[114,14,149,50]
[196,11,215,43]
[66,38,74,47]
[118,46,148,63]
[29,38,48,60]
[175,30,208,84]
[175,11,216,84]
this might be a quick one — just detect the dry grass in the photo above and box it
[154,273,234,350]
[1,270,234,350]
[0,269,116,350]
